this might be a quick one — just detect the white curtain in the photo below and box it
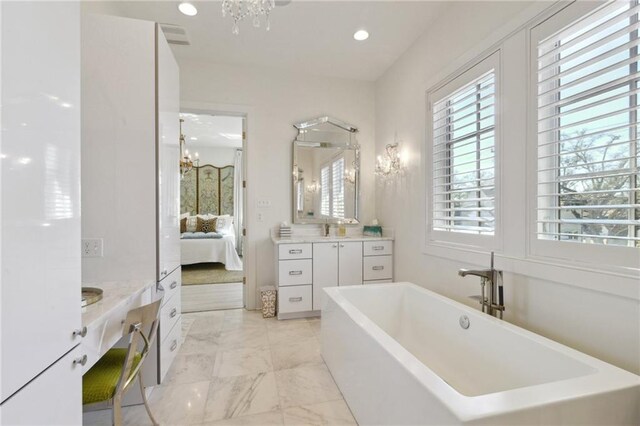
[233,149,244,255]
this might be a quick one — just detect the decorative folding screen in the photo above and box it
[180,165,234,216]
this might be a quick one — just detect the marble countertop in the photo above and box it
[271,235,394,244]
[81,279,156,329]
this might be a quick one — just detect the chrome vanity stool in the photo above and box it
[82,296,163,426]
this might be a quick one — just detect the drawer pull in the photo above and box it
[340,244,345,248]
[289,249,303,254]
[170,307,178,318]
[72,326,87,338]
[170,340,178,351]
[372,266,384,271]
[332,244,337,248]
[161,269,168,276]
[289,297,303,302]
[289,270,303,276]
[372,246,385,251]
[170,281,178,289]
[73,354,88,366]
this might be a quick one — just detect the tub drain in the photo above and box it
[459,315,470,329]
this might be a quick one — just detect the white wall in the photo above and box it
[81,14,157,284]
[193,146,237,168]
[375,0,640,375]
[180,60,375,308]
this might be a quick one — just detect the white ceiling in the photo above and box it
[180,113,243,148]
[89,1,450,81]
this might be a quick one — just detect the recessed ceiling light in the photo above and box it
[353,30,369,41]
[178,2,198,16]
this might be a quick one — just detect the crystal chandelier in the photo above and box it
[179,118,199,179]
[222,0,276,35]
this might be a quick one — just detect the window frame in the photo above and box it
[527,0,640,270]
[425,50,503,252]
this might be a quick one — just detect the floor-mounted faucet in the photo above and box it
[458,252,505,319]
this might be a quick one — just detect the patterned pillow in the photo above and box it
[196,217,217,233]
[180,217,187,233]
[186,216,198,232]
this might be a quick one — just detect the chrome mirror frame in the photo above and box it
[292,117,360,225]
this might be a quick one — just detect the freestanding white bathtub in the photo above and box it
[321,283,640,425]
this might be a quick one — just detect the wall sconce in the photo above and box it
[344,168,356,185]
[375,142,403,178]
[307,179,321,193]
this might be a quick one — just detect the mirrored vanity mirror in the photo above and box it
[292,117,360,224]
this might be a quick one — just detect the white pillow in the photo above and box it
[180,212,190,220]
[216,215,234,234]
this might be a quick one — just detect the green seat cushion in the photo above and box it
[82,348,142,405]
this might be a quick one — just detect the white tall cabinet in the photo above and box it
[0,2,83,425]
[81,14,182,386]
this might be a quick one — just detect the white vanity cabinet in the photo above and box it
[312,242,363,311]
[0,1,82,422]
[0,346,84,426]
[275,238,392,319]
[363,240,394,284]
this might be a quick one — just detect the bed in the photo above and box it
[180,227,243,271]
[181,232,243,271]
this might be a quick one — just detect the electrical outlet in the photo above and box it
[82,239,103,258]
[257,212,264,222]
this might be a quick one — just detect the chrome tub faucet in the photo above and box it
[458,252,505,319]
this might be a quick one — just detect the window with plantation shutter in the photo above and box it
[332,157,345,219]
[320,165,330,217]
[536,0,640,248]
[431,56,498,240]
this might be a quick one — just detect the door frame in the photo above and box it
[181,101,255,309]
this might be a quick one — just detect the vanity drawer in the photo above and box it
[160,290,181,342]
[278,285,312,314]
[278,259,312,286]
[279,243,312,260]
[363,240,393,256]
[159,315,182,382]
[363,255,393,281]
[159,266,181,307]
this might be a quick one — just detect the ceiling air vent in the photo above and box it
[159,23,190,46]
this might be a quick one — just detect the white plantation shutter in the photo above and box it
[432,70,496,235]
[332,158,345,219]
[320,165,330,216]
[536,0,640,247]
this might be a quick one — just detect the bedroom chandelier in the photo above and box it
[179,118,199,179]
[222,0,276,35]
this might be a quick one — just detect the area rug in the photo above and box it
[182,262,244,285]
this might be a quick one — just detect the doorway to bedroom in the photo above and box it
[179,112,245,312]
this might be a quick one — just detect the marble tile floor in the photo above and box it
[83,309,357,426]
